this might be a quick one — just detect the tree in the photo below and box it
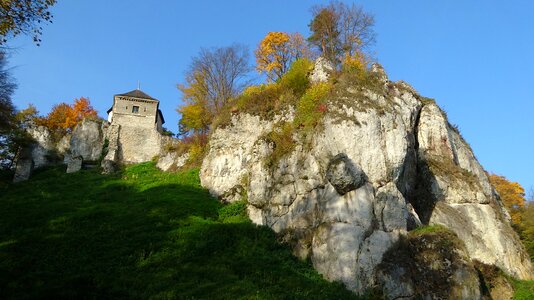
[0,51,16,131]
[308,7,340,65]
[0,104,37,169]
[0,0,56,46]
[489,174,526,226]
[177,44,251,135]
[255,32,312,82]
[15,103,39,129]
[70,97,97,124]
[0,51,17,168]
[308,1,375,66]
[519,202,534,258]
[42,97,97,137]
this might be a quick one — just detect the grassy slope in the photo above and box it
[0,163,358,299]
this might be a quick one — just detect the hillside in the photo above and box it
[0,163,359,299]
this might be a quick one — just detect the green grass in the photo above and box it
[0,163,358,299]
[409,225,449,236]
[511,280,534,300]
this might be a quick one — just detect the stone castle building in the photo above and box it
[105,89,166,163]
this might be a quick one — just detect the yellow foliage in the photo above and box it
[255,32,312,82]
[177,69,213,134]
[341,52,368,81]
[177,101,211,133]
[489,174,526,226]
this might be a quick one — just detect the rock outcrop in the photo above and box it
[13,119,108,180]
[13,125,57,182]
[69,118,104,162]
[200,62,533,297]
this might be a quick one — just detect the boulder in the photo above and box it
[326,153,366,195]
[101,159,117,174]
[156,152,189,172]
[66,156,83,173]
[26,125,56,168]
[12,148,33,183]
[70,119,104,161]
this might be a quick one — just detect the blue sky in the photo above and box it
[6,1,534,193]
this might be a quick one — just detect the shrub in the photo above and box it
[218,200,248,223]
[234,83,281,118]
[264,122,295,167]
[278,58,313,97]
[294,82,332,129]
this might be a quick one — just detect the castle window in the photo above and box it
[132,106,139,113]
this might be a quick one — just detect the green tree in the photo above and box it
[0,0,56,46]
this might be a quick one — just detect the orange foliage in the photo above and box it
[489,174,526,226]
[43,97,97,136]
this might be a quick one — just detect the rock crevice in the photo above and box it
[200,62,533,297]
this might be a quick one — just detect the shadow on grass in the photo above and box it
[0,166,358,299]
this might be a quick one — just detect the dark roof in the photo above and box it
[116,89,157,101]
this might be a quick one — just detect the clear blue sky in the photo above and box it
[6,1,534,193]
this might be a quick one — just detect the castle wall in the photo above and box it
[117,125,162,163]
[112,96,159,129]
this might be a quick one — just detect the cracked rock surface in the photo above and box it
[200,62,533,297]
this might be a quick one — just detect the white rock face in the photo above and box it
[26,125,56,168]
[13,125,56,182]
[310,57,334,83]
[70,119,104,161]
[199,62,533,295]
[416,103,533,279]
[156,151,189,172]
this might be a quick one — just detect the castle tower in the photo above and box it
[105,89,165,163]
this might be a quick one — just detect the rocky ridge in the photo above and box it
[200,61,533,297]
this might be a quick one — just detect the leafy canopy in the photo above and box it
[0,0,56,46]
[309,1,375,67]
[41,97,98,137]
[255,32,312,82]
[489,174,526,226]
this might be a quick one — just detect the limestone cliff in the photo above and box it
[200,62,533,297]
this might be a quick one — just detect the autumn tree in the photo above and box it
[177,44,251,135]
[70,97,97,124]
[42,97,97,137]
[255,32,312,82]
[489,174,526,226]
[308,1,375,66]
[0,0,56,46]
